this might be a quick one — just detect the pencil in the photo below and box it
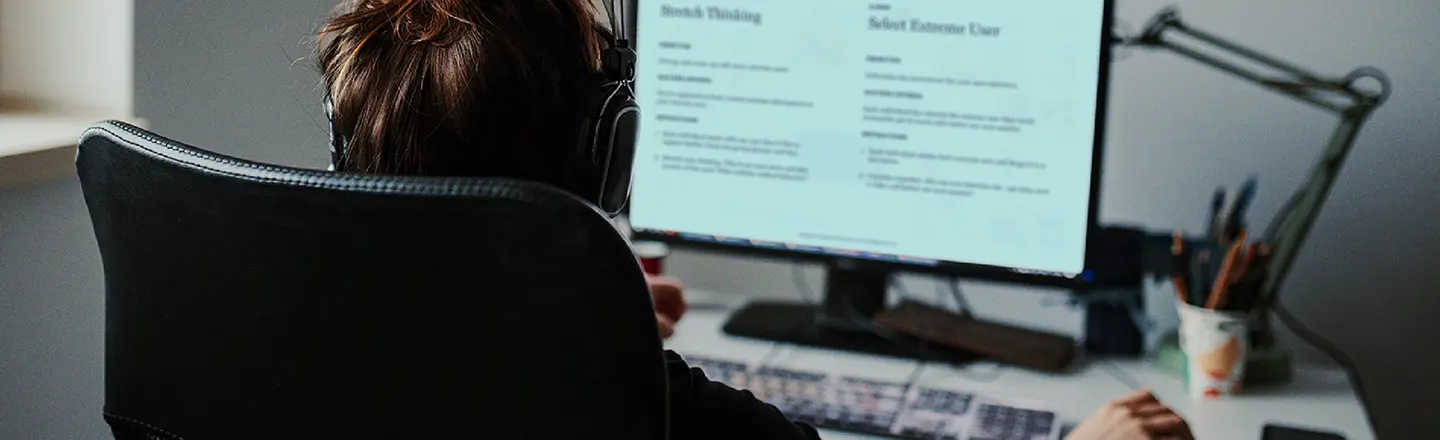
[1171,232,1196,305]
[1206,230,1249,309]
[1208,187,1225,240]
[1174,273,1190,304]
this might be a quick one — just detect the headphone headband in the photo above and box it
[603,0,627,47]
[600,1,635,80]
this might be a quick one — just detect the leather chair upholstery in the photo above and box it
[76,121,668,439]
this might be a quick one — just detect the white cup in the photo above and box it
[634,241,670,275]
[1177,303,1250,399]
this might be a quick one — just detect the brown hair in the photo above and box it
[318,0,605,181]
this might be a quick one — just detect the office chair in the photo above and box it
[75,121,668,439]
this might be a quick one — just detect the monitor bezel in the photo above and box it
[628,0,1115,289]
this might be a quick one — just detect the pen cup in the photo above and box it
[1178,303,1250,399]
[634,241,670,275]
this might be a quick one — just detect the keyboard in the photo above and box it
[685,356,1060,440]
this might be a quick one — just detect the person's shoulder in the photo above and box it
[663,350,697,378]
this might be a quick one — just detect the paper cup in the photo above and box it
[633,241,670,275]
[1178,303,1249,399]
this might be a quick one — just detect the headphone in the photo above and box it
[325,5,640,217]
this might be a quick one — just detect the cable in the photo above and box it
[600,0,616,33]
[755,264,823,369]
[943,276,973,314]
[903,357,927,393]
[756,338,787,370]
[936,277,1007,382]
[791,265,917,347]
[917,277,1011,383]
[1096,360,1142,390]
[1061,289,1158,336]
[891,276,929,393]
[1272,299,1373,428]
[791,263,818,304]
[894,276,930,392]
[938,279,1009,382]
[882,274,1008,384]
[790,264,928,391]
[617,0,627,41]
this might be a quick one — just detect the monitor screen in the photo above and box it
[628,0,1110,279]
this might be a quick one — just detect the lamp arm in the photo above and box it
[1117,6,1392,304]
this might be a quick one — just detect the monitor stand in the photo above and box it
[721,261,978,364]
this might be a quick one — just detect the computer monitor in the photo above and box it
[627,0,1114,360]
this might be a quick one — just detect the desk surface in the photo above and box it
[665,291,1374,440]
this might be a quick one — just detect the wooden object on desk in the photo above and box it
[873,300,1078,373]
[0,109,146,188]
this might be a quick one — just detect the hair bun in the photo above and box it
[340,0,474,46]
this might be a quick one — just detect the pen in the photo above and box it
[1207,187,1226,240]
[1231,242,1255,283]
[1207,230,1248,309]
[1195,248,1212,306]
[1222,177,1258,242]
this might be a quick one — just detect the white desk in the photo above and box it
[664,290,1375,440]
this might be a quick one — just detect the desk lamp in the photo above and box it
[1120,6,1391,385]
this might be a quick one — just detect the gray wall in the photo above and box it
[132,0,337,166]
[0,0,1434,438]
[0,179,106,439]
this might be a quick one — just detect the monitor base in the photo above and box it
[721,301,980,365]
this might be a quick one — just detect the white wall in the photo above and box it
[0,0,134,113]
[664,0,1440,437]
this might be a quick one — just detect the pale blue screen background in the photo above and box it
[628,0,1106,274]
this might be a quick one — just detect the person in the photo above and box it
[647,274,686,339]
[315,1,1193,438]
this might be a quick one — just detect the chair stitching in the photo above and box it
[103,411,187,440]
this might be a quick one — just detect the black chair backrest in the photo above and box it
[76,121,667,439]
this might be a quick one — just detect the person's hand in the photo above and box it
[1065,389,1193,440]
[646,274,687,339]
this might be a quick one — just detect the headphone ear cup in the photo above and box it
[577,81,640,215]
[599,91,639,214]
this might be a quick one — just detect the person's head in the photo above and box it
[317,0,609,184]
